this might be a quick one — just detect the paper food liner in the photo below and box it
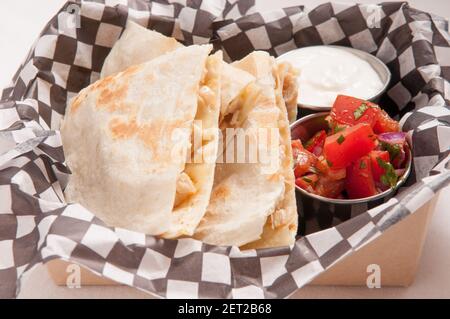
[0,0,449,299]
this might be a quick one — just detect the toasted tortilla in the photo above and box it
[220,62,255,119]
[194,80,298,248]
[232,51,299,123]
[233,53,299,249]
[241,78,298,249]
[101,21,254,119]
[163,51,223,238]
[100,21,182,78]
[232,51,274,79]
[96,22,298,247]
[61,45,215,235]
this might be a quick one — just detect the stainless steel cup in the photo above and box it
[291,113,412,235]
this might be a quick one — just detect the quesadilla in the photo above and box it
[100,21,182,79]
[163,50,222,238]
[102,21,298,123]
[233,51,299,123]
[194,79,298,248]
[101,21,254,120]
[232,53,299,248]
[78,21,299,247]
[61,45,221,236]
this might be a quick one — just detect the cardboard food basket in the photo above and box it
[46,192,439,287]
[0,0,449,298]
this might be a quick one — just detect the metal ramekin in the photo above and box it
[277,45,392,111]
[291,112,412,234]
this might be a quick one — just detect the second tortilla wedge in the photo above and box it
[194,79,298,248]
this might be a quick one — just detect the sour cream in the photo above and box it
[277,46,385,109]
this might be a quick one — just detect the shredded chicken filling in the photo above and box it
[276,62,298,123]
[174,172,197,207]
[173,73,216,209]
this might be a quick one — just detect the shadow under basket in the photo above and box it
[46,191,440,289]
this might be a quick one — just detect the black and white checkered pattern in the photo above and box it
[0,0,449,299]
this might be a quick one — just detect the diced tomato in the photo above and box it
[292,94,401,200]
[315,156,329,174]
[292,139,317,178]
[330,95,379,127]
[327,168,346,181]
[313,156,346,178]
[369,150,390,182]
[304,174,319,183]
[345,156,378,199]
[373,109,400,133]
[295,175,317,193]
[330,95,399,134]
[291,139,303,152]
[326,115,350,135]
[296,177,308,190]
[323,123,377,169]
[291,139,303,161]
[294,156,316,177]
[310,166,346,198]
[314,175,346,198]
[304,130,327,156]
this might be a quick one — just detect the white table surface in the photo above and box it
[1,0,449,299]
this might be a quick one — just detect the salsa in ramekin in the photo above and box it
[292,95,410,200]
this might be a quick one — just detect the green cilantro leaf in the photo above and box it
[337,135,345,144]
[304,139,313,149]
[376,157,398,188]
[381,142,401,161]
[308,166,319,174]
[302,177,312,183]
[353,103,369,120]
[333,125,346,134]
[359,160,367,169]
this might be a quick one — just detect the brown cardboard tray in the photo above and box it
[46,191,440,288]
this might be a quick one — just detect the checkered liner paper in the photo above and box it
[1,0,450,299]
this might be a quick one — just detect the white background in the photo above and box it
[0,0,449,298]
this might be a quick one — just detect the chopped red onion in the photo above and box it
[378,132,406,144]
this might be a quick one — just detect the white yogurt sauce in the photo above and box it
[277,46,384,108]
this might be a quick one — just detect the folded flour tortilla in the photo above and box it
[62,45,221,236]
[163,50,222,238]
[101,21,254,119]
[231,53,299,248]
[232,51,299,123]
[100,21,182,79]
[90,21,298,246]
[194,80,298,248]
[102,21,298,123]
